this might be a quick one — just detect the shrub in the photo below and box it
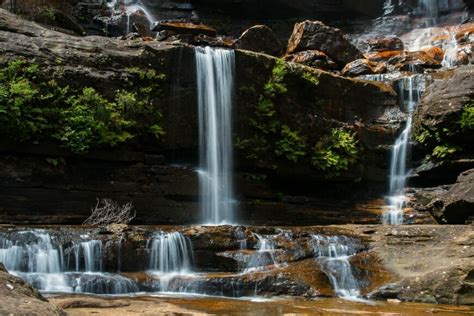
[275,125,307,162]
[460,102,474,130]
[83,198,136,227]
[311,128,359,175]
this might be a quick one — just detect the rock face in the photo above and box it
[413,66,474,132]
[0,266,65,315]
[428,169,474,224]
[286,20,364,68]
[284,50,338,71]
[234,25,283,56]
[0,9,409,225]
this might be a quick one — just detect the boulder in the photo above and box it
[341,59,387,77]
[428,169,474,224]
[151,21,217,37]
[413,65,474,133]
[284,50,338,71]
[0,269,66,315]
[234,25,283,56]
[367,37,404,52]
[286,20,364,68]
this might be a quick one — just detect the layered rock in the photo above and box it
[286,20,364,67]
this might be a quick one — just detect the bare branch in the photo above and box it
[83,198,136,227]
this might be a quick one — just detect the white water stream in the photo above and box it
[195,47,236,225]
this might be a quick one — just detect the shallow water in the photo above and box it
[49,294,474,316]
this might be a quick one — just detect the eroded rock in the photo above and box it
[341,59,387,77]
[286,20,364,67]
[234,25,283,56]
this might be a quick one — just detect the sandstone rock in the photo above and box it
[234,25,283,56]
[284,50,338,71]
[151,21,217,37]
[341,59,387,77]
[428,169,474,224]
[286,20,364,68]
[413,65,474,133]
[367,37,404,52]
[0,270,66,315]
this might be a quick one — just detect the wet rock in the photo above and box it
[234,25,283,56]
[284,50,338,71]
[133,22,154,40]
[341,59,387,77]
[413,65,474,135]
[367,37,404,52]
[427,169,474,224]
[193,34,234,48]
[286,20,364,68]
[0,270,66,315]
[151,21,217,37]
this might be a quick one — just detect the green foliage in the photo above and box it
[430,145,459,160]
[275,125,307,162]
[0,60,166,154]
[302,72,319,86]
[311,128,359,176]
[460,102,474,130]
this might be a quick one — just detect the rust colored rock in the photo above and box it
[390,50,442,70]
[284,50,338,71]
[365,50,403,62]
[234,25,283,56]
[152,22,217,37]
[341,59,387,77]
[286,20,363,68]
[367,37,404,52]
[428,169,474,224]
[422,46,445,62]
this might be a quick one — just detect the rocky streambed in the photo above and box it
[0,224,473,313]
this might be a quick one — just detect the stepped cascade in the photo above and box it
[195,47,236,225]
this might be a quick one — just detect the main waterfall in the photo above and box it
[195,47,236,225]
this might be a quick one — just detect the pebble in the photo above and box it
[6,283,14,290]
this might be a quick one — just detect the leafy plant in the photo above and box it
[460,102,474,130]
[311,128,359,176]
[430,144,459,160]
[275,125,307,162]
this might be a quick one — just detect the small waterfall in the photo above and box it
[195,47,236,225]
[148,232,193,273]
[0,231,138,294]
[442,32,459,68]
[383,74,425,225]
[148,232,194,292]
[312,235,361,300]
[418,0,439,22]
[244,233,279,273]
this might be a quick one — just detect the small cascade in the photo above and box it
[442,32,459,68]
[0,231,138,294]
[383,74,425,225]
[195,47,236,225]
[244,234,279,273]
[417,0,439,22]
[147,232,194,292]
[312,235,361,300]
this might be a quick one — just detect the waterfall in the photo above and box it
[312,235,361,300]
[383,74,425,225]
[0,231,138,294]
[195,47,236,225]
[244,233,279,273]
[148,232,193,273]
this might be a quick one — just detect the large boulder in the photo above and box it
[366,37,404,52]
[234,25,283,56]
[413,65,474,133]
[286,20,364,68]
[428,169,474,224]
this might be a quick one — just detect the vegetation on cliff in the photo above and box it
[0,59,165,154]
[237,58,359,176]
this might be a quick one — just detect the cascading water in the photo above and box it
[244,233,279,273]
[195,47,236,225]
[383,74,425,225]
[0,231,138,294]
[147,232,194,292]
[312,235,362,300]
